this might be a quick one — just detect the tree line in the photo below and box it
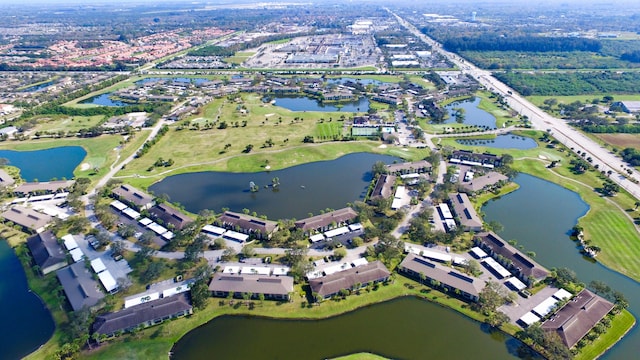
[436,35,602,53]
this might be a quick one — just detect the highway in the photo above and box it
[388,8,640,201]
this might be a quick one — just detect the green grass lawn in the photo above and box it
[314,121,344,139]
[32,115,105,134]
[332,353,389,360]
[527,94,640,108]
[574,310,636,360]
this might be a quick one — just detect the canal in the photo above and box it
[172,297,525,360]
[483,173,638,359]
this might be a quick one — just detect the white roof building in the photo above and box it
[69,248,84,263]
[122,208,140,220]
[532,297,559,317]
[223,266,240,274]
[224,230,249,243]
[324,226,349,238]
[553,288,573,301]
[110,200,128,211]
[309,234,325,243]
[62,234,78,251]
[124,292,160,309]
[506,277,527,291]
[91,258,107,274]
[98,270,118,293]
[519,311,541,326]
[240,266,271,275]
[470,247,488,259]
[202,224,226,236]
[483,257,511,279]
[351,258,369,267]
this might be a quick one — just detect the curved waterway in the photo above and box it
[483,173,638,359]
[149,153,398,220]
[172,297,528,360]
[0,241,55,359]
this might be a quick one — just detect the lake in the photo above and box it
[80,93,128,107]
[456,134,537,149]
[0,241,55,360]
[0,146,86,181]
[271,96,371,112]
[21,80,55,92]
[327,77,387,86]
[149,153,398,220]
[442,97,497,128]
[483,173,639,359]
[171,297,527,360]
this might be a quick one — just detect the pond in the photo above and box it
[0,146,86,181]
[271,96,371,113]
[149,153,397,220]
[0,241,55,360]
[21,80,55,92]
[326,77,387,86]
[482,173,639,359]
[171,296,528,360]
[79,93,128,107]
[456,134,537,149]
[441,97,497,128]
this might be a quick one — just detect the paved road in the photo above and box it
[389,8,640,201]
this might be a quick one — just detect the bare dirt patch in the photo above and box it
[596,134,640,149]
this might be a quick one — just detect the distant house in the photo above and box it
[111,184,154,210]
[369,174,396,203]
[475,232,549,285]
[14,180,74,197]
[459,172,508,194]
[309,261,390,300]
[448,193,483,232]
[0,169,15,187]
[91,293,192,340]
[614,100,640,114]
[208,273,294,301]
[216,211,278,239]
[398,254,485,302]
[2,205,53,233]
[148,203,193,230]
[294,207,358,234]
[56,262,105,311]
[385,160,432,175]
[541,289,614,348]
[450,150,502,168]
[26,230,67,275]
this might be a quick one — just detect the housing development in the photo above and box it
[0,1,638,360]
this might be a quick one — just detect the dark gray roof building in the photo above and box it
[459,172,508,194]
[309,261,390,300]
[148,203,193,230]
[14,180,74,196]
[448,193,483,232]
[541,289,614,348]
[26,230,67,274]
[111,184,154,210]
[385,160,432,174]
[294,207,358,233]
[2,206,53,233]
[92,293,192,339]
[0,169,15,187]
[56,262,105,311]
[369,174,396,202]
[217,211,278,239]
[475,232,549,285]
[208,273,294,301]
[398,253,484,302]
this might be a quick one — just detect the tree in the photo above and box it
[138,231,155,246]
[372,161,387,177]
[285,244,312,282]
[589,280,611,295]
[333,247,347,260]
[241,244,256,258]
[140,261,165,283]
[487,311,510,328]
[117,224,137,238]
[478,281,507,315]
[375,234,404,265]
[183,234,206,263]
[220,248,237,262]
[190,278,210,310]
[134,246,156,263]
[111,240,125,257]
[554,267,579,288]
